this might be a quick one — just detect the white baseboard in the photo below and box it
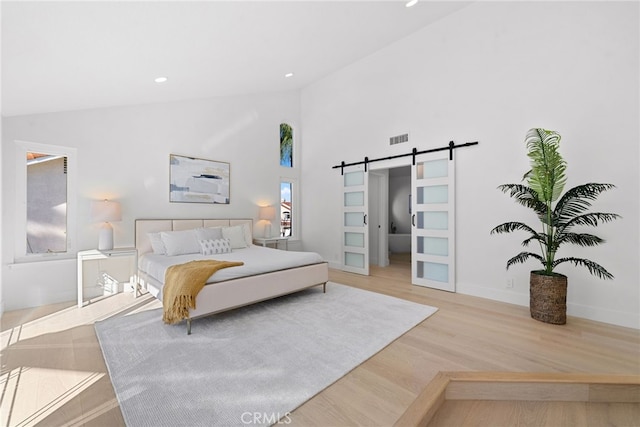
[567,303,640,330]
[457,281,640,330]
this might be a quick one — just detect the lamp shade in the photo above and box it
[91,200,122,223]
[259,206,276,221]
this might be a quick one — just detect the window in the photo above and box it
[280,178,299,239]
[15,141,77,259]
[280,123,293,167]
[26,153,68,253]
[280,181,293,237]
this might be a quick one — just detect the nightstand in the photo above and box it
[77,247,138,308]
[253,237,289,251]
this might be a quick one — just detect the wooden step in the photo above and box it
[395,371,640,426]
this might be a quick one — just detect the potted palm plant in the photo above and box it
[491,128,620,324]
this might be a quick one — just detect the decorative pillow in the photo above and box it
[199,238,232,255]
[147,232,166,255]
[160,229,200,256]
[195,226,223,241]
[222,225,248,249]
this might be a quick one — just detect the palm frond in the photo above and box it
[554,183,617,225]
[552,257,614,280]
[561,212,621,231]
[521,234,546,247]
[524,128,567,203]
[490,221,539,236]
[506,252,544,269]
[497,184,546,213]
[555,232,605,247]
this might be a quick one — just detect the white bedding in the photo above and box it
[139,244,325,288]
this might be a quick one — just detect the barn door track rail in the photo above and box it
[332,140,479,175]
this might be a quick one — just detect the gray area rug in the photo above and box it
[95,282,438,426]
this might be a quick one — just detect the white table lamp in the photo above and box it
[91,199,122,250]
[259,205,276,238]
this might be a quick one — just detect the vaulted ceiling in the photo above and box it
[1,1,472,117]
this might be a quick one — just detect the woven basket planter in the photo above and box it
[530,271,567,325]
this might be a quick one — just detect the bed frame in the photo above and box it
[134,218,329,334]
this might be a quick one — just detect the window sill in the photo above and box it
[10,253,76,267]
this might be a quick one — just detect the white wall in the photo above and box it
[300,1,639,328]
[2,91,301,310]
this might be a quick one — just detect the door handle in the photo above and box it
[363,214,367,225]
[412,214,416,227]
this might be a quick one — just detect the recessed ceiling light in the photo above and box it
[406,0,418,7]
[285,72,294,78]
[154,76,168,83]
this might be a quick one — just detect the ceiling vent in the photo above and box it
[390,133,409,145]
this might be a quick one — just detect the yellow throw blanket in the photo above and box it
[162,259,244,324]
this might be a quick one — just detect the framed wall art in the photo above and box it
[169,154,230,204]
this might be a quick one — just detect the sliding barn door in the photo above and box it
[411,152,455,291]
[341,165,369,275]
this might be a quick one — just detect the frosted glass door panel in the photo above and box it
[417,211,448,230]
[344,232,365,248]
[411,151,455,292]
[417,185,448,204]
[344,191,364,207]
[417,261,449,283]
[345,212,364,227]
[418,159,448,179]
[344,171,364,187]
[345,252,365,269]
[417,236,449,256]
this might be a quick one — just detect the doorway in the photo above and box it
[368,165,412,270]
[387,165,412,267]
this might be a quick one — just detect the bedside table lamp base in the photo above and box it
[92,199,121,251]
[98,222,114,251]
[259,205,276,238]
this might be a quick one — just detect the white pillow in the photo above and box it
[160,229,200,256]
[199,238,232,255]
[195,227,223,241]
[147,232,166,255]
[222,225,248,249]
[241,222,253,246]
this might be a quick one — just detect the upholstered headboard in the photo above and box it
[135,218,253,255]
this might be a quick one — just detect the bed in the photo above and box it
[135,218,329,334]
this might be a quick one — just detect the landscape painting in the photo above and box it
[169,154,230,204]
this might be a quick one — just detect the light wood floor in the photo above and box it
[1,256,639,426]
